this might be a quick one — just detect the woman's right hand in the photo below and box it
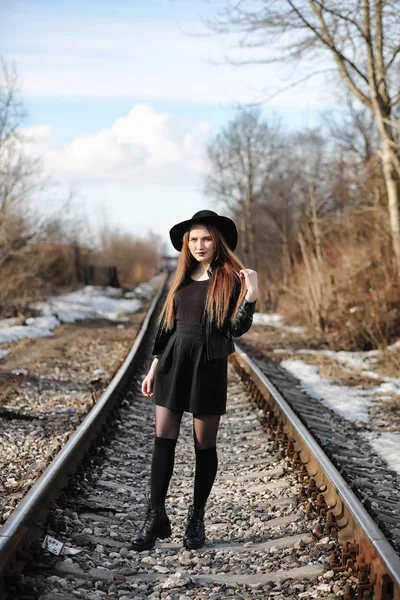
[141,358,159,397]
[142,372,154,397]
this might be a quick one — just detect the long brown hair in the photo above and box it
[159,223,247,330]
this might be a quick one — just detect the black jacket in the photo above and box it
[152,266,256,361]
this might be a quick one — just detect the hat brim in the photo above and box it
[169,215,237,252]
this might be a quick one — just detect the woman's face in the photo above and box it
[188,224,216,264]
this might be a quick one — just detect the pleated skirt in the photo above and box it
[153,321,228,415]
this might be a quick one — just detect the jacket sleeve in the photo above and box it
[228,298,257,337]
[227,279,257,337]
[151,319,175,357]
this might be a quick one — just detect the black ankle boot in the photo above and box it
[183,505,205,549]
[131,502,172,551]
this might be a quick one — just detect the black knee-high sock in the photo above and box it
[150,437,177,505]
[193,446,218,508]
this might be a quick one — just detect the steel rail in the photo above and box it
[233,343,400,600]
[0,274,168,587]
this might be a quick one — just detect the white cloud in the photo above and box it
[20,104,211,185]
[22,124,53,140]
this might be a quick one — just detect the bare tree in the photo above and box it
[0,59,45,268]
[0,59,76,312]
[210,1,400,269]
[326,98,389,259]
[255,156,299,289]
[326,98,380,164]
[287,130,329,329]
[205,108,282,268]
[97,224,160,287]
[0,58,25,151]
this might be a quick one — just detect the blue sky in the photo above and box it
[1,0,340,250]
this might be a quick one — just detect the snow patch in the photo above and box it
[0,319,59,344]
[280,359,376,423]
[34,286,142,323]
[253,312,306,335]
[295,348,379,371]
[0,277,160,353]
[0,317,19,328]
[365,432,400,475]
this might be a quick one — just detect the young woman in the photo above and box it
[131,209,258,552]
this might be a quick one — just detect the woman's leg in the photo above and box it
[192,414,220,507]
[183,414,220,549]
[151,406,183,504]
[132,406,182,551]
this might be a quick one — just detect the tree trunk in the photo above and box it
[281,235,291,287]
[245,174,256,268]
[238,210,249,264]
[74,244,81,283]
[298,230,325,331]
[381,140,400,268]
[245,199,256,268]
[369,93,400,269]
[371,184,382,261]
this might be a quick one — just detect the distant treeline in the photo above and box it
[0,59,162,318]
[205,1,400,350]
[206,107,399,350]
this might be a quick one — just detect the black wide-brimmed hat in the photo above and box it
[169,210,238,252]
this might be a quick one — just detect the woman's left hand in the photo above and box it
[239,268,258,302]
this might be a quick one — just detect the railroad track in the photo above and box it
[232,348,400,600]
[1,278,400,599]
[236,340,400,560]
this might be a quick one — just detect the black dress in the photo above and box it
[152,278,228,415]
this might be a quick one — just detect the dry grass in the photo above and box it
[278,238,400,351]
[371,347,400,377]
[0,238,161,318]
